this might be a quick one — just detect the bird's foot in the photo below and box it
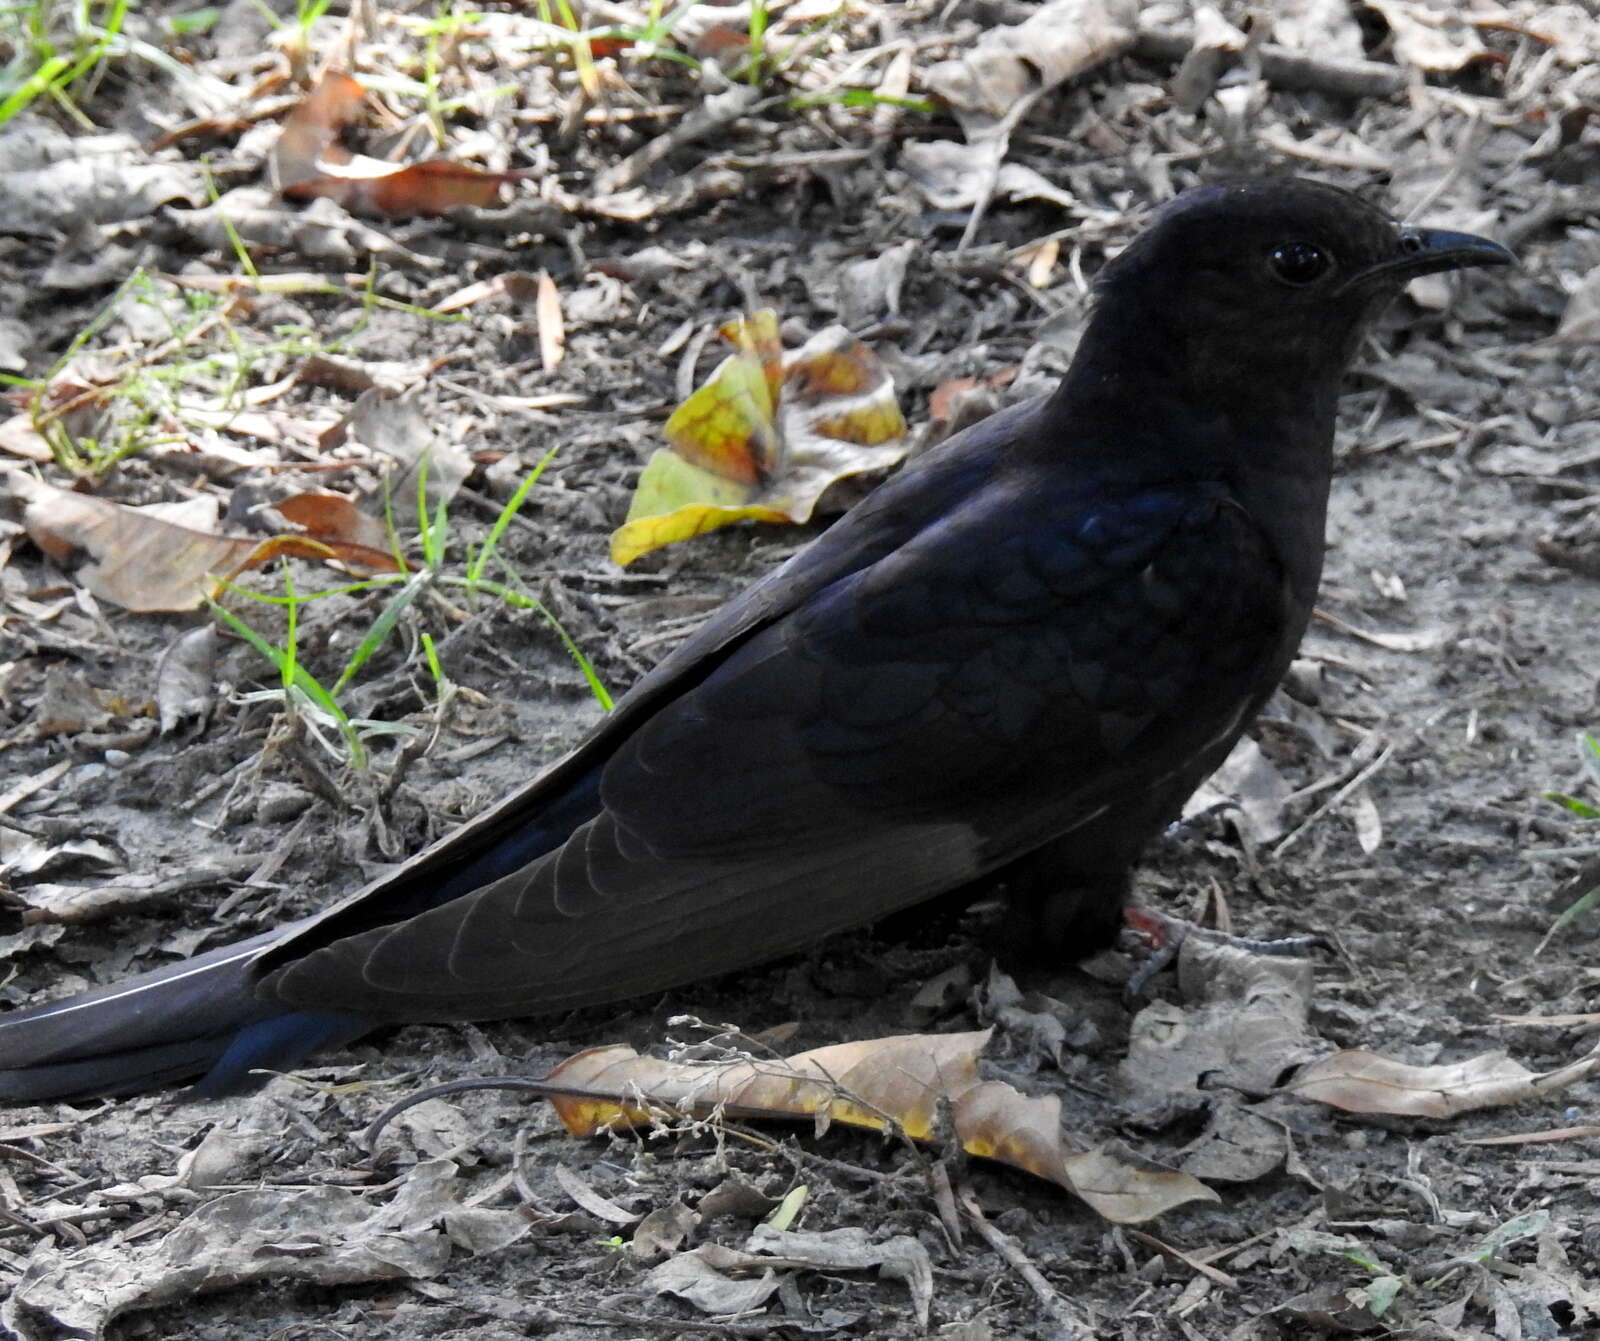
[1120,907,1327,997]
[1162,799,1238,840]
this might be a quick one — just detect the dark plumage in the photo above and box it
[0,179,1511,1104]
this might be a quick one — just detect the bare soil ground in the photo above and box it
[1,1,1599,1338]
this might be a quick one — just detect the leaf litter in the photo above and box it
[0,0,1599,1336]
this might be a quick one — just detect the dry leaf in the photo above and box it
[649,1248,780,1314]
[1270,0,1367,58]
[1286,1043,1600,1117]
[9,471,400,612]
[612,312,908,565]
[273,491,393,558]
[155,625,218,733]
[1184,735,1294,846]
[0,412,51,462]
[552,1163,644,1225]
[536,270,565,372]
[1125,938,1320,1101]
[272,71,531,217]
[1462,1126,1600,1146]
[1315,609,1445,651]
[345,389,472,527]
[1556,265,1600,342]
[1472,3,1600,65]
[630,1201,698,1260]
[923,0,1139,135]
[1364,0,1489,72]
[546,1029,1214,1223]
[29,662,114,735]
[4,1159,525,1337]
[1351,785,1383,854]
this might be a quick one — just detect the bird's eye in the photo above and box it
[1268,242,1332,287]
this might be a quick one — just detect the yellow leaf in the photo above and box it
[615,312,908,565]
[610,450,789,566]
[663,355,778,485]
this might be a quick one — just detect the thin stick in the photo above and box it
[957,1184,1083,1339]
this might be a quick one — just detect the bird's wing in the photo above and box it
[260,463,1296,1021]
[249,398,1054,962]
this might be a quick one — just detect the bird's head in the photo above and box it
[1078,177,1511,416]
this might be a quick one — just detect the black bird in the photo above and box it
[0,179,1510,1104]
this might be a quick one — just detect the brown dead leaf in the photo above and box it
[272,70,533,217]
[546,1029,1213,1223]
[7,1159,526,1338]
[1314,608,1445,651]
[344,389,472,528]
[612,313,909,565]
[1351,785,1383,854]
[270,69,366,188]
[1473,3,1600,65]
[155,625,219,733]
[273,491,393,558]
[923,0,1139,135]
[630,1201,698,1260]
[0,413,52,462]
[29,663,114,736]
[1286,1043,1600,1118]
[649,1246,780,1314]
[1270,0,1367,58]
[1462,1126,1600,1146]
[7,471,396,612]
[552,1164,643,1225]
[1184,734,1294,847]
[1491,1012,1600,1027]
[0,759,72,818]
[645,1219,930,1321]
[1123,938,1319,1103]
[1556,265,1600,341]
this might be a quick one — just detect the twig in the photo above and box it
[927,1159,965,1252]
[594,84,769,195]
[0,1204,134,1242]
[1272,741,1397,859]
[1125,1228,1238,1287]
[957,1184,1083,1338]
[1132,27,1408,99]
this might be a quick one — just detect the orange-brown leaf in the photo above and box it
[273,70,530,217]
[272,69,366,189]
[545,1030,1214,1223]
[272,491,399,568]
[8,472,397,612]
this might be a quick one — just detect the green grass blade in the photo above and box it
[208,595,364,761]
[465,444,559,586]
[332,569,434,694]
[438,569,612,711]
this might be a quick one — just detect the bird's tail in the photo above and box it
[0,925,363,1104]
[0,767,606,1105]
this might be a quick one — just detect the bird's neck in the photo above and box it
[1045,315,1345,603]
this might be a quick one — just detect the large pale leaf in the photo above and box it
[546,1029,1214,1223]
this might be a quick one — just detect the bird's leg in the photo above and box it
[1120,906,1329,997]
[993,853,1132,968]
[1165,799,1239,836]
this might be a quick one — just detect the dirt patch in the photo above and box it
[2,1,1599,1337]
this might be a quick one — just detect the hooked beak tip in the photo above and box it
[1397,226,1515,273]
[1337,227,1513,296]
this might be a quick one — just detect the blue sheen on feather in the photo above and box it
[194,1010,370,1097]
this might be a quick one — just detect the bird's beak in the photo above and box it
[1340,226,1514,294]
